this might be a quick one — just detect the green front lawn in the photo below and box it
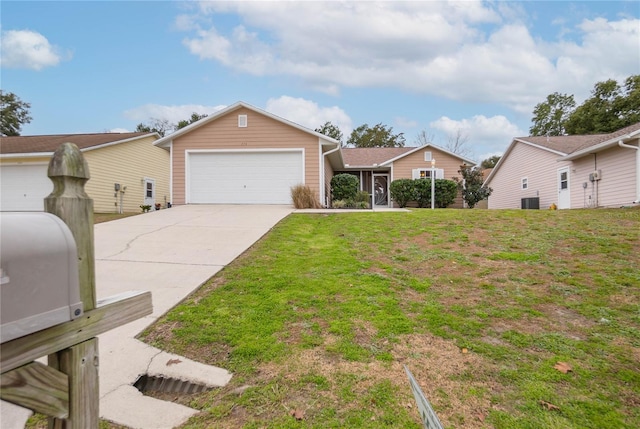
[141,208,640,428]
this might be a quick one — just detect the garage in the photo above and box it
[1,164,52,211]
[187,150,304,204]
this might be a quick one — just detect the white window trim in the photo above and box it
[238,114,248,128]
[424,151,432,162]
[412,168,444,180]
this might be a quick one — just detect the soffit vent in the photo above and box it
[238,115,248,128]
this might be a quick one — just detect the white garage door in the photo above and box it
[1,164,52,211]
[188,151,304,204]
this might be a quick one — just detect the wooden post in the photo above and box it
[45,143,99,429]
[45,142,96,311]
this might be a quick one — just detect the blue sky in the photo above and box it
[2,1,638,162]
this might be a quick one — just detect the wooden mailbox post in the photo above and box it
[0,143,153,428]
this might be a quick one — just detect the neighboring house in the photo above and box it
[1,132,169,213]
[153,101,475,208]
[484,122,640,209]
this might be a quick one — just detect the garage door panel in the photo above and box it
[1,165,52,211]
[188,152,303,204]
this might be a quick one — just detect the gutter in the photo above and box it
[618,139,640,204]
[322,145,342,207]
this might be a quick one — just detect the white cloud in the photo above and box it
[123,103,227,124]
[265,96,352,137]
[0,29,66,70]
[430,115,525,162]
[179,2,639,115]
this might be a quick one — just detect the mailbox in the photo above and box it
[1,212,84,343]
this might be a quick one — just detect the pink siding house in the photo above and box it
[154,101,475,208]
[485,123,640,209]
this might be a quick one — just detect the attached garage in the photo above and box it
[1,164,52,211]
[187,150,304,204]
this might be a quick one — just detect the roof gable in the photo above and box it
[0,132,157,155]
[153,101,340,148]
[341,144,476,169]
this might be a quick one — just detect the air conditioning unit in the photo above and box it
[592,170,602,181]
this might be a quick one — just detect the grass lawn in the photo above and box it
[94,212,140,224]
[140,208,640,428]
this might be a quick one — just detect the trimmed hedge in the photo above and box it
[389,178,458,208]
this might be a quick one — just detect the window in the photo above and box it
[418,169,433,179]
[521,177,528,190]
[412,168,444,180]
[238,115,248,128]
[424,151,432,162]
[560,172,568,190]
[146,182,153,198]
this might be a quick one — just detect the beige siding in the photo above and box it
[570,142,638,208]
[171,107,320,205]
[391,147,466,208]
[84,136,169,213]
[488,142,571,209]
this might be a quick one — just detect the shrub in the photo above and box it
[434,179,458,208]
[413,179,432,208]
[332,199,347,209]
[331,174,359,202]
[355,190,370,203]
[290,184,322,209]
[389,179,414,208]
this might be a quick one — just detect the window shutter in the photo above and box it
[412,169,420,179]
[436,168,444,179]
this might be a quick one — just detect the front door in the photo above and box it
[144,178,155,209]
[557,167,570,209]
[373,174,389,208]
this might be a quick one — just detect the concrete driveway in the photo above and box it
[2,205,293,429]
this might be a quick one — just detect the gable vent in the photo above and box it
[424,151,432,161]
[238,115,248,128]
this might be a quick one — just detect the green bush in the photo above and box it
[413,179,432,208]
[332,199,347,209]
[434,179,458,208]
[331,174,359,202]
[291,184,322,209]
[355,190,370,204]
[389,179,414,208]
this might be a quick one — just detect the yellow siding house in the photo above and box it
[1,132,169,213]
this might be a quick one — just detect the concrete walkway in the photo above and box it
[1,205,292,429]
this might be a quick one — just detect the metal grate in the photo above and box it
[133,374,213,394]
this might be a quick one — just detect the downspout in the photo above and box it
[322,145,341,207]
[618,139,640,204]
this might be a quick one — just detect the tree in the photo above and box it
[315,121,343,143]
[347,123,405,148]
[530,75,640,136]
[414,130,435,146]
[175,112,208,131]
[454,165,492,209]
[480,155,501,169]
[1,91,32,136]
[135,118,172,137]
[444,129,472,158]
[529,92,576,136]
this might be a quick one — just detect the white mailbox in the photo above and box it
[1,212,84,343]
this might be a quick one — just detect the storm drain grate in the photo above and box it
[133,374,213,394]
